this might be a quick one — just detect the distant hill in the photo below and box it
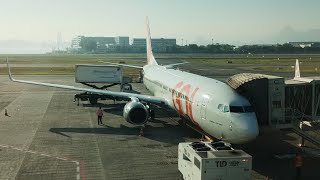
[272,26,320,43]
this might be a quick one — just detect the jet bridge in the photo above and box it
[227,73,320,126]
[227,73,285,127]
[227,73,320,147]
[285,77,320,121]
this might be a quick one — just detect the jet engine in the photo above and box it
[123,101,149,125]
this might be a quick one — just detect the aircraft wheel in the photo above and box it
[89,97,98,105]
[149,109,155,120]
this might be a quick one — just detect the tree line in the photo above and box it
[79,39,320,54]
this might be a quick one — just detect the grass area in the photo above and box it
[186,55,320,65]
[0,54,144,64]
[0,53,320,74]
[251,66,320,73]
[0,67,74,75]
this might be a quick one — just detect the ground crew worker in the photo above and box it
[96,107,103,125]
[294,152,303,180]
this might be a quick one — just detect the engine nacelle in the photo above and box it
[123,101,149,125]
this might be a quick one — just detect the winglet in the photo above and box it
[294,59,300,79]
[145,17,158,65]
[6,57,14,81]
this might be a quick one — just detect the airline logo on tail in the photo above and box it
[294,59,300,79]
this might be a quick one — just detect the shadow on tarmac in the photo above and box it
[235,129,320,180]
[49,119,199,145]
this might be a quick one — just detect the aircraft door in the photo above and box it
[200,96,210,120]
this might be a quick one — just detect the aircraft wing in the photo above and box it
[6,60,166,105]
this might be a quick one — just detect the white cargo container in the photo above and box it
[178,142,252,180]
[75,64,123,83]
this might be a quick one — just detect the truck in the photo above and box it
[75,64,124,84]
[74,64,132,105]
[178,141,252,180]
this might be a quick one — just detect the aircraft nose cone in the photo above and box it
[231,114,259,144]
[242,123,259,141]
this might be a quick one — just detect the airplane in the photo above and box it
[292,59,313,127]
[294,59,301,79]
[6,18,259,144]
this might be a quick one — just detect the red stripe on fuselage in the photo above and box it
[188,87,199,126]
[172,81,184,113]
[171,81,200,127]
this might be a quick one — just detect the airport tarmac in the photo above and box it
[1,75,320,180]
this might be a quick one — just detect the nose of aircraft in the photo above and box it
[231,113,259,144]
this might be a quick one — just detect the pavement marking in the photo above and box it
[73,161,79,164]
[57,157,68,161]
[26,150,36,154]
[40,153,51,157]
[0,143,82,180]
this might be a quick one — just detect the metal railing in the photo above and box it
[284,108,320,147]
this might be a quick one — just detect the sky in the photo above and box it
[0,0,320,53]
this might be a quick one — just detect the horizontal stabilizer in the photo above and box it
[98,61,143,69]
[164,62,190,69]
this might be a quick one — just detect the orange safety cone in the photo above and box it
[139,127,144,136]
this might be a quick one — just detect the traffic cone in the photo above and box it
[139,127,144,136]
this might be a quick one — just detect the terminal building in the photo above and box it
[132,38,176,52]
[69,36,130,53]
[70,36,175,53]
[70,36,84,52]
[288,42,320,48]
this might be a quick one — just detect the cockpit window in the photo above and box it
[244,106,254,112]
[223,106,230,112]
[218,104,223,112]
[229,105,254,113]
[230,106,244,113]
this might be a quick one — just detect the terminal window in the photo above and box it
[272,101,281,108]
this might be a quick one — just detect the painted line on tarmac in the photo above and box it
[0,143,82,180]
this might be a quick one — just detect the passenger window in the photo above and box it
[272,101,281,108]
[218,104,223,112]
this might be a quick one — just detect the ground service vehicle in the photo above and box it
[74,64,132,104]
[178,142,252,180]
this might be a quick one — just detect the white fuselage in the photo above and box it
[143,64,259,144]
